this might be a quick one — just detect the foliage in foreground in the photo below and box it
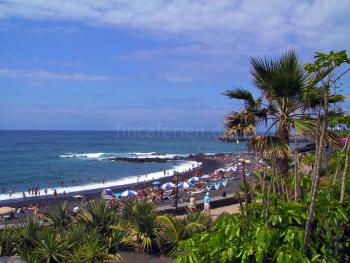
[175,181,350,263]
[0,199,210,262]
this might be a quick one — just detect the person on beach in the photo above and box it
[28,188,31,195]
[53,189,57,198]
[61,180,64,187]
[203,192,211,214]
[44,188,48,195]
[189,194,196,212]
[22,192,26,198]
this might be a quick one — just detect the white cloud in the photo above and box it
[0,0,348,44]
[0,0,349,81]
[0,67,116,81]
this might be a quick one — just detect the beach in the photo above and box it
[0,153,243,209]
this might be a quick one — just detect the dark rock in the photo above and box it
[0,256,26,263]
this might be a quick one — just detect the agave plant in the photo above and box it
[0,227,21,256]
[16,216,42,250]
[63,223,87,250]
[45,201,71,228]
[34,230,68,263]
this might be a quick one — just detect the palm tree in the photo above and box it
[122,199,160,253]
[157,211,211,255]
[68,231,113,263]
[77,199,117,236]
[224,50,308,189]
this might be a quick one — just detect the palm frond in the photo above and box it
[224,112,256,136]
[223,88,256,108]
[293,119,340,147]
[252,49,308,101]
[248,136,290,158]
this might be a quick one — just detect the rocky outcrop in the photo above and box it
[103,153,235,163]
[103,156,185,163]
[0,256,26,263]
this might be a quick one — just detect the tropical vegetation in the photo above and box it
[175,50,350,262]
[0,199,211,262]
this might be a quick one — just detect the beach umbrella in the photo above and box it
[188,176,199,183]
[121,190,138,197]
[102,189,113,196]
[73,195,83,199]
[161,182,176,190]
[0,207,15,216]
[226,167,237,172]
[152,181,161,185]
[178,182,194,189]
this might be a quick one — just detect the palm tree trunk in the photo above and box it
[310,117,320,195]
[340,139,350,204]
[260,170,266,216]
[276,127,290,178]
[294,136,301,201]
[304,87,329,246]
[265,158,276,226]
[333,132,350,185]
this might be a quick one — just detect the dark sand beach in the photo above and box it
[0,153,242,208]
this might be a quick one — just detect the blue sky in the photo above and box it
[0,0,349,130]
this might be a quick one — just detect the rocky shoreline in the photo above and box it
[103,152,235,163]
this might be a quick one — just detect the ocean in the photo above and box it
[0,130,246,201]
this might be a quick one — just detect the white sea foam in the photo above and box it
[0,161,201,202]
[60,152,105,159]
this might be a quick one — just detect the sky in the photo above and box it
[0,0,349,131]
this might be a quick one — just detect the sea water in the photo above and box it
[0,130,246,201]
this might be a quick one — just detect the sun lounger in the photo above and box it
[191,189,205,196]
